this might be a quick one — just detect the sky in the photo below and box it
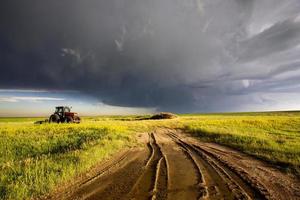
[1,0,300,116]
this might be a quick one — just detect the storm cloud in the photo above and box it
[1,0,300,112]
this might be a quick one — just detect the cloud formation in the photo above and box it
[0,96,64,103]
[1,0,300,112]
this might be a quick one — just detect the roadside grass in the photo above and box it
[0,111,300,199]
[0,122,138,200]
[182,113,300,175]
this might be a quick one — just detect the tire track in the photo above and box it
[177,145,209,200]
[145,133,155,167]
[167,131,267,200]
[80,150,132,186]
[193,145,276,199]
[168,132,250,198]
[155,132,206,200]
[127,132,168,200]
[151,133,169,200]
[165,134,208,199]
[152,157,168,200]
[166,132,228,200]
[49,150,138,200]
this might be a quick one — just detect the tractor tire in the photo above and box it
[49,114,60,123]
[74,116,81,123]
[66,116,74,123]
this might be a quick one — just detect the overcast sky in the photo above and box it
[1,0,300,116]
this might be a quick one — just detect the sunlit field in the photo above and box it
[0,119,141,199]
[0,112,300,199]
[182,112,300,175]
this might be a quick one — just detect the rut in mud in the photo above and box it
[49,129,300,200]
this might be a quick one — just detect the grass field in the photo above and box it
[0,120,141,200]
[182,112,300,175]
[0,111,300,199]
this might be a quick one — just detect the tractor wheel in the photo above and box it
[66,116,73,123]
[74,116,81,123]
[49,114,60,123]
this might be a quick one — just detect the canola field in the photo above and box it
[0,112,299,199]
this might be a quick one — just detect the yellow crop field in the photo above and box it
[0,112,300,199]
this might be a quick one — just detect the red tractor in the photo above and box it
[49,106,81,123]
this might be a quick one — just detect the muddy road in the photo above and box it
[50,129,300,200]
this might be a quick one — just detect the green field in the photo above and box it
[182,112,300,174]
[0,112,300,199]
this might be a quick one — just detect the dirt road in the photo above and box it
[49,129,300,200]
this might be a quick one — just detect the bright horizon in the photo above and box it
[0,89,156,117]
[1,89,300,117]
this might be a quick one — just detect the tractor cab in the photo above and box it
[55,106,71,116]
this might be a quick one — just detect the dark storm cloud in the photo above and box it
[238,18,300,62]
[1,0,300,112]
